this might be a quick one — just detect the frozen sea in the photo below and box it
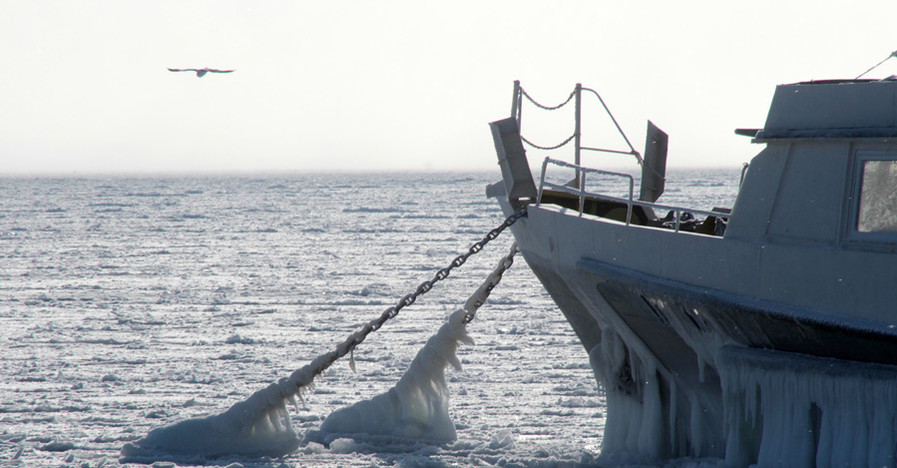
[0,169,741,467]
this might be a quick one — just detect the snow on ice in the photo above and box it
[1,173,744,467]
[120,305,474,463]
[121,241,516,463]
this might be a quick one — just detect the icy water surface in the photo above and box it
[0,170,741,467]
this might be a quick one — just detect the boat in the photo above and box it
[487,79,897,466]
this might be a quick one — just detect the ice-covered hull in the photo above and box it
[508,227,728,461]
[490,78,897,465]
[496,199,897,465]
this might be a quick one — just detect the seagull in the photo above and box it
[168,68,235,78]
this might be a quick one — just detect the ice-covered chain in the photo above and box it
[462,242,519,323]
[223,208,528,427]
[286,207,528,383]
[373,206,527,329]
[127,224,526,459]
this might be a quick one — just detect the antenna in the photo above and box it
[855,50,897,79]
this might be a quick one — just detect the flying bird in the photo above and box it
[168,68,235,78]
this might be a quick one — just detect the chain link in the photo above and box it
[274,206,530,396]
[462,242,518,324]
[520,86,576,111]
[350,206,527,351]
[520,133,576,151]
[517,84,578,151]
[221,208,529,429]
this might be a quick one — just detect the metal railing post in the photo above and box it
[511,80,521,125]
[574,83,582,188]
[538,157,549,206]
[579,172,586,217]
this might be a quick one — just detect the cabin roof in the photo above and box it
[754,78,897,140]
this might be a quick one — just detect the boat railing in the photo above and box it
[537,156,635,221]
[513,81,729,234]
[511,81,644,185]
[538,157,731,233]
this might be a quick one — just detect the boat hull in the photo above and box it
[489,77,897,466]
[496,197,897,465]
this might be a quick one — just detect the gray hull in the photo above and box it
[489,78,897,466]
[495,196,897,465]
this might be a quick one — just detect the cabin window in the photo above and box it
[857,159,897,233]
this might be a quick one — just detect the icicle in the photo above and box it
[349,348,357,373]
[268,411,282,432]
[447,353,463,371]
[320,308,472,442]
[287,394,299,411]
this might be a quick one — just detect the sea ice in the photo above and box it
[121,240,518,463]
[317,244,517,444]
[120,357,321,461]
[4,175,612,467]
[120,395,300,461]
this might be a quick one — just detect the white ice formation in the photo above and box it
[588,327,671,465]
[121,243,517,462]
[589,325,897,467]
[719,346,897,467]
[318,245,518,443]
[121,354,327,460]
[319,307,474,442]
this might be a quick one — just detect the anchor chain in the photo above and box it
[220,208,528,424]
[306,206,527,379]
[462,242,518,324]
[286,207,528,384]
[319,207,527,366]
[366,206,527,335]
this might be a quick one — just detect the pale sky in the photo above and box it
[3,0,897,175]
